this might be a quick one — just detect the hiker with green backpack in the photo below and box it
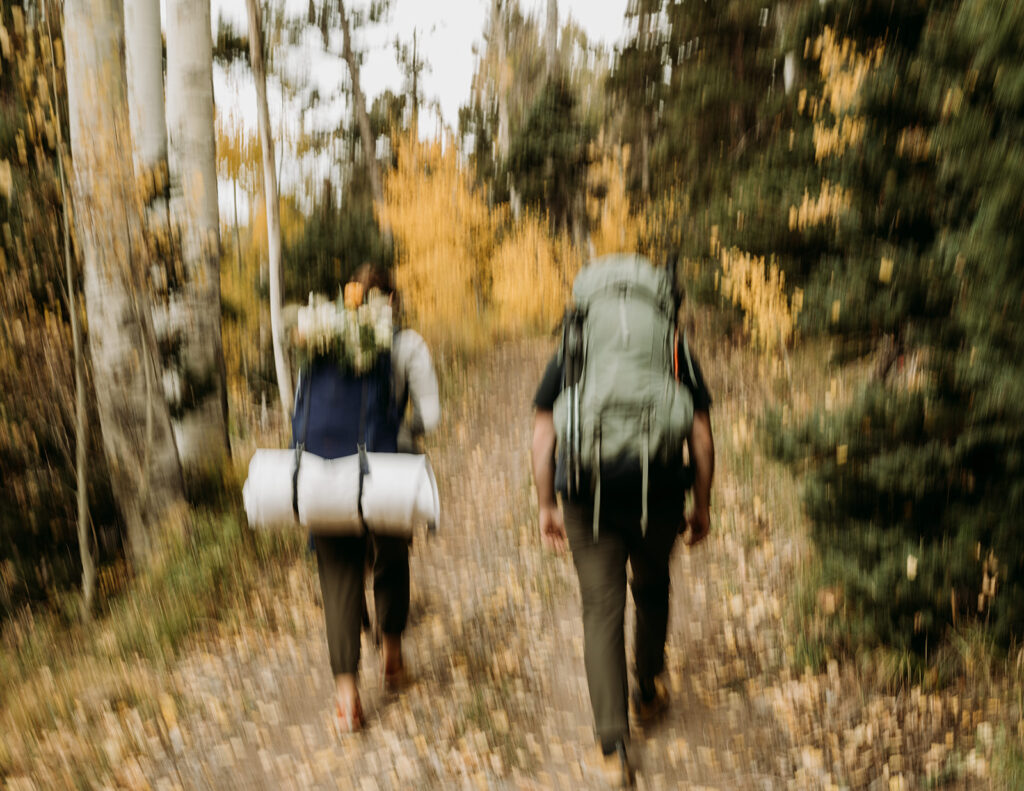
[531,253,715,787]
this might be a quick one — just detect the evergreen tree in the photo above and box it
[606,0,663,199]
[507,77,593,235]
[608,0,779,285]
[283,168,392,301]
[765,0,1024,654]
[657,0,778,204]
[922,0,1024,644]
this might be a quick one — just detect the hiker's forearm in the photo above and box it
[688,410,714,512]
[532,411,558,509]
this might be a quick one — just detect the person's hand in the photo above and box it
[539,504,567,554]
[682,504,710,546]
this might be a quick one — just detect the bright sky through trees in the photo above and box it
[212,0,628,131]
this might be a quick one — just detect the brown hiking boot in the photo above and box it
[598,739,635,788]
[630,677,668,727]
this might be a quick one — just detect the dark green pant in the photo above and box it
[563,500,682,744]
[313,533,410,676]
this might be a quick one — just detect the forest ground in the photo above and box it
[2,315,1021,790]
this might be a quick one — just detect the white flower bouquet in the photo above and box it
[291,284,393,373]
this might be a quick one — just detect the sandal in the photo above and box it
[335,695,364,734]
[381,660,407,694]
[380,634,406,693]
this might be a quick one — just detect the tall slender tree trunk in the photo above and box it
[639,3,652,199]
[640,112,650,198]
[410,29,420,128]
[246,0,293,419]
[544,0,559,227]
[125,0,187,475]
[545,0,558,77]
[338,0,387,231]
[490,0,519,217]
[493,0,510,159]
[165,0,230,478]
[124,0,167,185]
[46,9,93,616]
[70,238,93,614]
[65,0,186,569]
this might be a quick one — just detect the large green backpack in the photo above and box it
[553,253,695,540]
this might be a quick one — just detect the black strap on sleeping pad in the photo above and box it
[292,368,311,522]
[356,377,370,529]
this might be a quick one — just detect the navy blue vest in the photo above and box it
[291,355,399,460]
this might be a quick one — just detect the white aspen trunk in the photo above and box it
[125,0,185,479]
[65,0,186,569]
[165,0,230,475]
[124,0,166,175]
[246,0,293,419]
[784,51,800,95]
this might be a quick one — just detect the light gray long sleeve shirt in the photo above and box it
[392,329,440,450]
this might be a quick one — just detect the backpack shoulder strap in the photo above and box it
[681,329,697,389]
[292,365,311,522]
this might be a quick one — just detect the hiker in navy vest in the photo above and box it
[296,263,440,733]
[530,254,715,787]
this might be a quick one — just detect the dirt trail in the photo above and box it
[142,338,797,790]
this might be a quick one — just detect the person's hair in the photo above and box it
[351,262,395,295]
[351,262,402,324]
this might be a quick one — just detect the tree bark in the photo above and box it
[124,0,167,180]
[411,29,420,126]
[246,0,294,419]
[165,0,231,477]
[47,9,93,616]
[639,3,651,199]
[126,0,188,489]
[494,0,510,159]
[545,0,558,77]
[338,0,386,221]
[65,0,186,569]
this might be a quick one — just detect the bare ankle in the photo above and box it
[335,673,359,700]
[381,634,403,672]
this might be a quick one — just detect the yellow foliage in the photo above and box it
[491,216,579,336]
[813,116,866,160]
[718,247,802,353]
[896,127,930,161]
[587,144,641,258]
[788,180,851,231]
[808,28,883,160]
[879,256,894,284]
[379,130,498,353]
[638,186,689,262]
[816,27,882,116]
[380,130,577,353]
[216,114,262,193]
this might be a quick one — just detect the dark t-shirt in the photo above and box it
[533,337,712,515]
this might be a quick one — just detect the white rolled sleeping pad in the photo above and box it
[242,448,440,537]
[241,450,297,529]
[358,453,441,537]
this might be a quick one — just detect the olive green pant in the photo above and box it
[313,533,410,676]
[563,500,682,744]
